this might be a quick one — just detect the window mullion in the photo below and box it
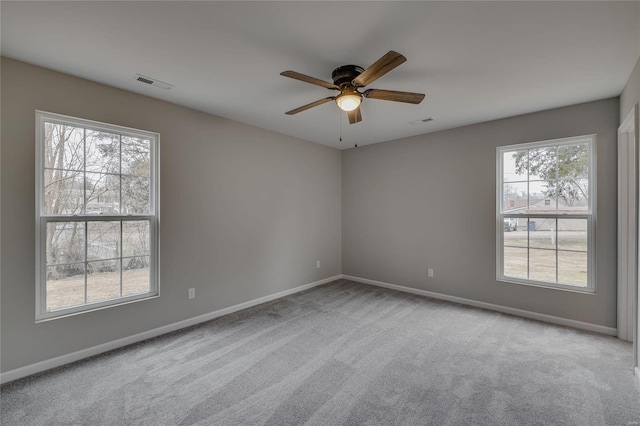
[526,149,530,280]
[555,145,559,215]
[83,128,88,305]
[527,218,530,280]
[555,217,558,284]
[40,218,47,314]
[84,220,88,305]
[120,221,123,297]
[119,134,123,215]
[83,127,87,215]
[119,135,123,297]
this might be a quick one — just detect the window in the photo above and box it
[497,135,595,292]
[36,111,159,320]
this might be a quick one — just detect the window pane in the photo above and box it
[528,181,555,212]
[557,219,587,252]
[86,173,120,214]
[558,251,588,287]
[122,176,150,214]
[529,146,557,181]
[503,218,526,247]
[44,170,84,215]
[557,178,589,212]
[502,150,528,182]
[46,222,85,265]
[527,181,556,213]
[87,221,120,260]
[558,143,589,179]
[123,256,150,296]
[87,260,120,303]
[504,247,527,279]
[46,263,85,311]
[44,123,84,171]
[528,218,556,249]
[123,220,150,256]
[122,137,150,177]
[503,182,527,212]
[86,130,120,174]
[529,249,556,283]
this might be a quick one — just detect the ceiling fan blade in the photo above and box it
[285,97,335,115]
[347,106,362,124]
[280,71,339,90]
[352,51,407,87]
[363,89,425,104]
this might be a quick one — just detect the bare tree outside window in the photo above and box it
[37,113,158,319]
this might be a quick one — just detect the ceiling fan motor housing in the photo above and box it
[332,65,364,87]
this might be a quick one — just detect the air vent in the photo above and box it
[135,74,174,90]
[136,76,154,85]
[410,117,435,125]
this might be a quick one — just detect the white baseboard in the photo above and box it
[0,275,341,385]
[342,275,618,336]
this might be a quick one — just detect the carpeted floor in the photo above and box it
[2,279,639,425]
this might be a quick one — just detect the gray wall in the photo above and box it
[342,98,619,328]
[0,54,628,374]
[620,57,639,124]
[0,57,342,373]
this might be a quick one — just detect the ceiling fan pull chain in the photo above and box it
[339,112,342,142]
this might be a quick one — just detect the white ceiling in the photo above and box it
[2,1,639,149]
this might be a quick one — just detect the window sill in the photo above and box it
[497,276,595,295]
[36,292,159,323]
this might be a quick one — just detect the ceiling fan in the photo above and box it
[280,51,425,124]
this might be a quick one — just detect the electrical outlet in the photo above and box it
[428,268,434,278]
[316,260,321,269]
[188,288,195,299]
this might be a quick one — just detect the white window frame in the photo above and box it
[35,111,160,321]
[496,135,596,293]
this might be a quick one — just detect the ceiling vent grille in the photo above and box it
[135,74,174,90]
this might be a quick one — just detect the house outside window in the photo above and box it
[35,111,160,321]
[496,135,595,292]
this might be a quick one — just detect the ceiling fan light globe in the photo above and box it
[336,94,362,112]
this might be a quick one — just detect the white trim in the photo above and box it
[343,275,617,336]
[498,134,597,154]
[496,275,597,295]
[35,292,160,323]
[34,111,160,321]
[635,367,640,385]
[496,135,597,293]
[0,275,341,384]
[36,111,159,140]
[617,106,637,342]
